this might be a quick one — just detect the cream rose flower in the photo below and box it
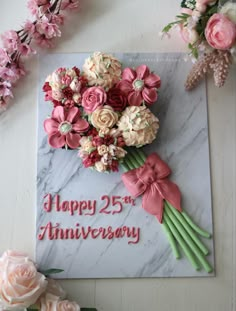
[220,2,236,24]
[80,137,94,153]
[0,250,48,310]
[99,128,110,136]
[82,52,122,90]
[115,147,127,158]
[97,144,109,156]
[118,106,159,147]
[95,161,107,172]
[91,105,118,129]
[40,293,80,311]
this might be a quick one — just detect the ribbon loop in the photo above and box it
[122,153,182,223]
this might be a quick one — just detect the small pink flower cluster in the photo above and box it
[163,0,236,58]
[43,52,161,173]
[0,250,82,311]
[0,0,79,110]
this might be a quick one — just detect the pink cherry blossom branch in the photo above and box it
[0,0,80,110]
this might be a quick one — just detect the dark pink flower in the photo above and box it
[24,20,36,34]
[44,106,89,149]
[0,48,10,66]
[117,65,161,106]
[1,31,19,53]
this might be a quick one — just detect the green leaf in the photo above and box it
[39,268,64,276]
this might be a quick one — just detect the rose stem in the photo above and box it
[162,218,181,259]
[181,211,211,238]
[165,203,213,273]
[120,162,129,172]
[136,148,147,163]
[126,153,140,168]
[163,212,201,270]
[165,201,209,255]
[129,148,144,166]
[123,157,134,170]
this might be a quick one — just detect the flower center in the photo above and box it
[133,79,144,91]
[59,121,72,135]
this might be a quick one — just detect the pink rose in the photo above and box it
[40,293,80,311]
[0,250,48,310]
[82,86,107,113]
[205,13,236,50]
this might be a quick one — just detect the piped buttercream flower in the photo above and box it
[44,106,89,149]
[117,65,161,106]
[91,105,118,129]
[82,52,122,90]
[118,105,159,147]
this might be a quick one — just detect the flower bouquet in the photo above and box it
[162,0,236,90]
[42,52,213,273]
[0,250,96,311]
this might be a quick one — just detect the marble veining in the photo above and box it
[36,53,214,278]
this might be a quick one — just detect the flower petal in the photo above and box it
[66,132,81,149]
[122,67,136,82]
[52,106,65,123]
[136,65,150,79]
[73,119,89,133]
[144,73,161,88]
[66,107,80,123]
[128,91,143,106]
[117,80,133,95]
[44,119,59,134]
[48,132,66,148]
[142,87,158,104]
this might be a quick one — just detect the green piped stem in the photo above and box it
[120,162,129,172]
[182,211,211,239]
[129,148,145,166]
[165,203,213,273]
[136,148,146,163]
[126,153,140,168]
[123,157,134,171]
[166,201,209,256]
[162,218,181,259]
[163,212,201,271]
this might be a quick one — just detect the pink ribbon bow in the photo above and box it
[122,153,182,223]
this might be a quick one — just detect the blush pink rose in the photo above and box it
[40,293,80,311]
[82,86,107,113]
[0,250,48,310]
[205,13,236,50]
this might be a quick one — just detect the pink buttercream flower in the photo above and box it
[117,65,161,106]
[33,33,54,48]
[51,14,65,25]
[27,0,39,15]
[44,106,89,149]
[61,0,80,10]
[1,30,19,53]
[205,13,236,50]
[0,67,16,81]
[0,48,10,66]
[36,17,61,39]
[82,86,107,113]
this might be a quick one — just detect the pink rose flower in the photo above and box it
[40,293,80,311]
[0,250,48,310]
[82,86,107,113]
[44,106,89,149]
[205,13,236,50]
[117,65,161,106]
[0,48,10,67]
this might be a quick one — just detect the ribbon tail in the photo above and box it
[142,185,165,223]
[158,179,182,213]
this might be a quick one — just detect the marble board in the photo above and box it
[36,53,214,278]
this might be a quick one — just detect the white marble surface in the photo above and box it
[37,53,214,278]
[0,0,235,310]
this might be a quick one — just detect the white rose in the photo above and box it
[45,279,66,299]
[40,293,80,311]
[0,250,48,310]
[95,161,107,172]
[70,78,81,92]
[220,2,236,23]
[73,93,81,104]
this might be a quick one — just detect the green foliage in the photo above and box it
[181,0,196,9]
[39,268,64,276]
[188,43,199,59]
[195,2,219,37]
[162,13,190,33]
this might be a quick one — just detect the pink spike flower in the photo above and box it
[44,106,89,149]
[117,65,161,106]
